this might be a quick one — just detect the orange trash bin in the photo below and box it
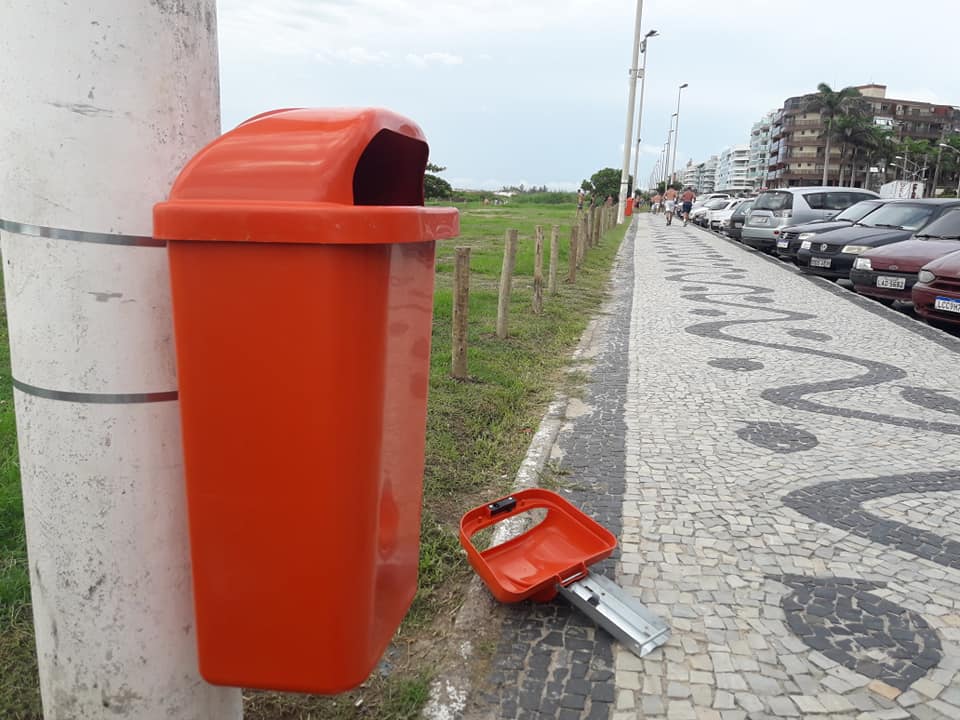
[153,108,459,694]
[625,197,634,216]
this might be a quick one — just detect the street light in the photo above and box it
[664,129,674,188]
[616,0,647,225]
[631,30,658,198]
[668,83,688,186]
[940,143,960,198]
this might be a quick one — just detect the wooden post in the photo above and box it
[496,228,518,339]
[584,211,593,251]
[452,247,471,379]
[548,224,559,295]
[567,226,578,283]
[533,225,544,314]
[593,206,601,246]
[578,217,585,266]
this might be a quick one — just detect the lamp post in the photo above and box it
[664,131,673,189]
[630,30,658,202]
[617,0,646,225]
[940,143,960,198]
[669,82,688,186]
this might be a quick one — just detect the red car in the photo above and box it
[850,207,960,304]
[913,249,960,327]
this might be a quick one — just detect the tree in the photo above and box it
[806,83,865,185]
[424,162,452,199]
[831,112,872,186]
[580,167,624,203]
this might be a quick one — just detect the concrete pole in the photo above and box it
[631,34,656,199]
[616,0,645,225]
[670,83,688,187]
[0,2,243,719]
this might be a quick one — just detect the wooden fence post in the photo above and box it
[533,225,544,314]
[452,246,471,379]
[548,224,559,295]
[593,206,601,246]
[567,226,578,283]
[496,228,518,339]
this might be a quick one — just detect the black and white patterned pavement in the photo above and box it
[472,215,960,719]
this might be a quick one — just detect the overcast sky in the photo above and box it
[217,0,960,191]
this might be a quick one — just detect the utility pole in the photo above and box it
[0,2,243,718]
[617,0,645,225]
[670,83,689,187]
[631,31,659,200]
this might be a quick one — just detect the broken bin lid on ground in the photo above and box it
[460,488,671,658]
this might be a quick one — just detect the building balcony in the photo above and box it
[783,119,822,130]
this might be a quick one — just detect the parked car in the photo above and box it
[774,199,886,262]
[709,198,748,231]
[913,249,960,327]
[690,198,732,226]
[795,200,960,280]
[850,207,960,304]
[726,199,755,241]
[691,192,730,211]
[741,187,879,252]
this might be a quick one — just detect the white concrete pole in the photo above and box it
[0,2,243,719]
[670,83,688,187]
[616,0,644,225]
[631,33,657,198]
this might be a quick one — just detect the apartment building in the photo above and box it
[767,84,960,188]
[715,145,752,193]
[748,110,776,189]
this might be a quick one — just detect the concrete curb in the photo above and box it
[421,220,634,720]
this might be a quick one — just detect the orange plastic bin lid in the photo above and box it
[459,488,617,603]
[154,107,459,244]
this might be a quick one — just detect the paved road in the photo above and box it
[470,214,960,720]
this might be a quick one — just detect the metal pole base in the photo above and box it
[558,573,671,658]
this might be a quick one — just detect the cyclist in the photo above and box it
[681,187,696,226]
[663,187,678,225]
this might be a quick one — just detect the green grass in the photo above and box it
[0,203,627,719]
[0,272,37,720]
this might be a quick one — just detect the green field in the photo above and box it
[0,202,628,719]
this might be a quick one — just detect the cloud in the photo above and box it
[317,46,390,65]
[405,52,464,68]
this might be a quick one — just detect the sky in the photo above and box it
[217,0,960,191]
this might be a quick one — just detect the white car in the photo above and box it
[691,197,733,226]
[709,199,748,231]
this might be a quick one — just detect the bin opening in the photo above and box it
[353,129,428,207]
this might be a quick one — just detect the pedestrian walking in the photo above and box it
[681,187,696,226]
[651,192,662,214]
[663,187,678,225]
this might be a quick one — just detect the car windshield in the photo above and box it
[706,198,729,209]
[834,201,881,223]
[914,208,960,239]
[753,191,792,211]
[859,203,936,231]
[733,201,754,216]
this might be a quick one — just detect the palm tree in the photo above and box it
[832,112,873,186]
[806,83,865,186]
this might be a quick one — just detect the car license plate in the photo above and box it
[935,296,960,314]
[801,240,812,250]
[876,276,906,290]
[810,257,831,268]
[752,217,769,225]
[777,240,789,249]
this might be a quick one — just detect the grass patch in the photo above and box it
[0,203,626,719]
